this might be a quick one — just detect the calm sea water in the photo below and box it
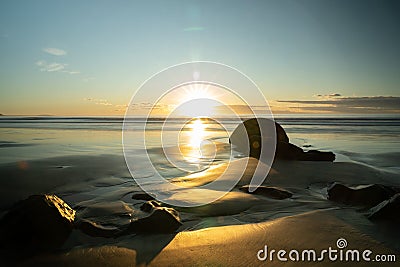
[0,115,399,174]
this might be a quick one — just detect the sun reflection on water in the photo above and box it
[180,118,209,163]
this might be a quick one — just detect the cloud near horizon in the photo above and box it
[84,98,112,106]
[276,96,400,114]
[315,93,342,98]
[84,98,128,113]
[43,47,67,56]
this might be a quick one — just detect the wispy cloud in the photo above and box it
[36,60,79,74]
[43,47,67,56]
[37,48,86,78]
[183,26,205,32]
[83,76,95,82]
[315,93,342,98]
[84,98,128,113]
[84,98,112,106]
[62,70,80,75]
[36,60,67,72]
[276,96,400,114]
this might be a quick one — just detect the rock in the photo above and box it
[122,205,182,234]
[327,183,396,208]
[368,193,400,221]
[0,194,75,251]
[240,185,292,200]
[230,118,335,161]
[132,192,154,201]
[140,200,162,212]
[130,207,181,233]
[230,118,288,153]
[300,150,336,162]
[76,219,120,238]
[275,141,304,160]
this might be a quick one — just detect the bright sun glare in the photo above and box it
[176,84,219,117]
[179,118,209,163]
[188,118,206,147]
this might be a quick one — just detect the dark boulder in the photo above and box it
[230,118,335,161]
[240,185,292,200]
[124,206,182,234]
[0,194,75,251]
[327,183,396,208]
[300,150,336,162]
[132,192,154,201]
[275,141,304,160]
[368,193,400,221]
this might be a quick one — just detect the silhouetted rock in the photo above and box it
[327,183,396,208]
[124,206,182,234]
[300,150,336,162]
[132,192,154,201]
[0,194,75,251]
[275,141,304,160]
[76,219,119,238]
[240,185,292,200]
[368,193,400,221]
[230,118,335,161]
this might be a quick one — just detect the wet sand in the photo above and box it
[1,154,399,266]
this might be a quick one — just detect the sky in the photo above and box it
[0,0,399,115]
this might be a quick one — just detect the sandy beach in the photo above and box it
[1,153,399,266]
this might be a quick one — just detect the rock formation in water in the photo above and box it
[229,118,335,161]
[240,185,292,200]
[327,183,397,208]
[368,193,400,221]
[132,192,155,201]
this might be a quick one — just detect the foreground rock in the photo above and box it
[76,219,120,238]
[327,183,397,208]
[368,193,400,221]
[230,118,335,161]
[76,200,182,237]
[0,194,75,251]
[240,185,292,200]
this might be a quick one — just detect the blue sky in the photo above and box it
[0,0,399,115]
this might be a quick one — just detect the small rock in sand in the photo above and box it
[368,193,400,221]
[0,194,75,251]
[327,183,396,208]
[124,205,182,234]
[140,200,162,212]
[240,185,293,200]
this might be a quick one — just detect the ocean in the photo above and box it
[1,115,399,172]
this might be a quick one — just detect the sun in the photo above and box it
[176,84,219,117]
[179,84,214,102]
